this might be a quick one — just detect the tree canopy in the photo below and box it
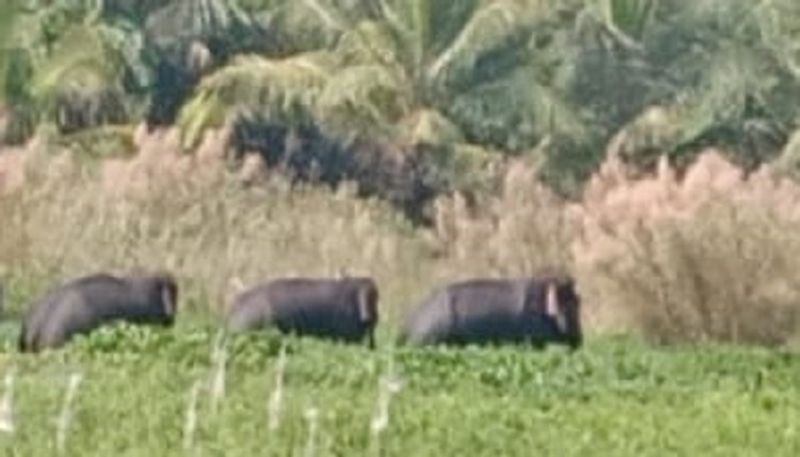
[3,0,800,218]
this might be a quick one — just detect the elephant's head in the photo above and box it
[544,275,582,349]
[133,271,179,326]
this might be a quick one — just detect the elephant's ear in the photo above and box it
[161,281,177,316]
[545,281,558,317]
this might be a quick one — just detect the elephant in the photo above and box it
[225,277,379,348]
[397,276,582,349]
[18,271,179,353]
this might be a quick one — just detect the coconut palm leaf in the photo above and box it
[321,0,568,149]
[177,51,336,147]
[32,25,122,98]
[609,31,797,171]
[335,20,402,69]
[372,0,481,80]
[0,1,18,47]
[0,1,33,141]
[145,0,254,49]
[316,63,411,139]
[754,0,800,79]
[600,0,658,45]
[0,14,14,107]
[28,18,149,130]
[398,109,464,147]
[0,0,154,137]
[448,66,590,150]
[252,0,375,53]
[425,0,539,90]
[102,0,165,26]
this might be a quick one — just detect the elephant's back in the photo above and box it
[229,279,368,338]
[43,275,131,320]
[447,280,522,313]
[268,282,362,337]
[447,280,531,343]
[401,279,533,345]
[20,274,135,351]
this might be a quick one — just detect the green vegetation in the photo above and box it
[0,325,798,456]
[4,2,800,453]
[4,0,800,210]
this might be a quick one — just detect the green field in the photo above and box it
[5,1,800,455]
[0,321,797,456]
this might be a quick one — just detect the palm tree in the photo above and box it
[0,0,32,142]
[0,0,153,141]
[571,0,800,171]
[2,0,261,141]
[143,0,262,125]
[179,0,587,154]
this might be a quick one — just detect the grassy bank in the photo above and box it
[0,326,797,456]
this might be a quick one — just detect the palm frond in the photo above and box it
[601,0,657,44]
[426,0,536,89]
[335,20,402,68]
[773,127,800,176]
[0,1,19,47]
[609,39,788,169]
[31,26,112,96]
[176,89,229,150]
[316,63,411,140]
[0,1,20,105]
[375,0,433,77]
[431,141,505,192]
[672,45,776,147]
[375,0,486,85]
[754,0,800,79]
[398,108,464,146]
[29,21,136,130]
[261,0,373,52]
[146,0,254,50]
[447,65,587,150]
[300,0,347,31]
[178,52,336,147]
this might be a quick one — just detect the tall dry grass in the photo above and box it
[3,129,800,345]
[0,126,432,323]
[0,127,574,327]
[573,151,800,345]
[428,159,574,279]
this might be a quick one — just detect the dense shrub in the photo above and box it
[572,151,800,345]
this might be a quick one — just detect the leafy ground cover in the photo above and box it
[0,322,796,456]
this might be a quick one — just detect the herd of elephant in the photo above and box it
[5,270,583,353]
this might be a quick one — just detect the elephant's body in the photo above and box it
[399,277,581,348]
[19,272,178,353]
[226,277,379,348]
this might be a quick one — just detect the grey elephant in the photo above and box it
[19,271,179,353]
[397,276,582,349]
[226,277,380,348]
